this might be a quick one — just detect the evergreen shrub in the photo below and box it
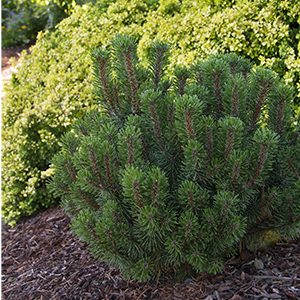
[2,0,99,48]
[3,0,300,225]
[50,36,300,282]
[2,0,156,225]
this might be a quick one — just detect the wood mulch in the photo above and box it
[2,207,300,300]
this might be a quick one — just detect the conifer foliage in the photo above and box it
[50,35,300,281]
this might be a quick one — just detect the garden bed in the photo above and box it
[2,207,300,299]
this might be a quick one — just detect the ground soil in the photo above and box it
[2,206,300,300]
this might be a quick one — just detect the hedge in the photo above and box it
[3,0,300,225]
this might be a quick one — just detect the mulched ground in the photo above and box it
[2,207,300,300]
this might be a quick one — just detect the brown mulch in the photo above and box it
[2,207,300,300]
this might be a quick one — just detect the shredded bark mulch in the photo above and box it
[2,207,300,300]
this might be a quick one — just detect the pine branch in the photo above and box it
[127,137,135,165]
[149,102,163,148]
[153,52,164,88]
[93,48,120,115]
[175,66,189,96]
[104,154,113,188]
[98,55,113,107]
[184,110,196,140]
[78,189,100,210]
[231,84,240,116]
[112,35,141,115]
[231,162,241,187]
[249,86,270,131]
[212,71,223,117]
[89,149,105,189]
[205,128,214,164]
[123,49,140,113]
[133,181,143,208]
[225,53,252,78]
[64,161,77,181]
[224,128,234,160]
[148,42,169,89]
[248,70,274,132]
[246,143,268,188]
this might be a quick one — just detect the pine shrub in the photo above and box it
[50,35,300,282]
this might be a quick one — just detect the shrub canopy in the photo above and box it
[50,35,300,282]
[3,0,300,225]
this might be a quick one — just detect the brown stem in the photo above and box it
[65,161,76,181]
[246,144,268,188]
[78,189,99,210]
[153,49,164,89]
[212,72,223,116]
[248,84,271,132]
[98,58,114,111]
[188,192,194,208]
[151,181,159,206]
[224,128,234,160]
[185,111,195,140]
[127,137,134,165]
[104,154,113,188]
[149,102,163,149]
[133,181,143,207]
[231,84,239,117]
[231,162,240,187]
[178,75,188,96]
[89,149,104,189]
[124,50,139,113]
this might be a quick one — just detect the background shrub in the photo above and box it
[2,0,158,225]
[2,0,46,47]
[50,36,300,282]
[1,0,98,48]
[3,0,300,225]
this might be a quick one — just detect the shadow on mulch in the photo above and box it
[2,207,300,300]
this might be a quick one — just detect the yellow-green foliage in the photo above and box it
[2,1,155,225]
[140,0,300,90]
[2,0,87,48]
[3,0,300,225]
